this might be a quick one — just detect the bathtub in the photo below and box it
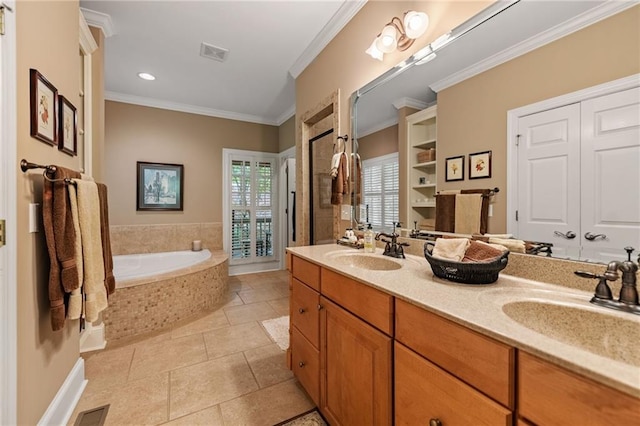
[113,249,213,282]
[103,249,229,342]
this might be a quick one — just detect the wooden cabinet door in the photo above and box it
[291,278,319,348]
[395,342,512,426]
[291,326,320,406]
[320,297,392,426]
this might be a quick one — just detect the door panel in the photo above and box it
[581,87,640,261]
[517,103,581,258]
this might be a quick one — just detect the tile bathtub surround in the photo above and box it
[103,257,229,342]
[110,222,223,255]
[70,270,314,426]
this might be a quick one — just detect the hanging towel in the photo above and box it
[42,166,81,330]
[73,179,108,322]
[461,189,491,234]
[435,194,456,232]
[432,237,470,262]
[97,183,116,296]
[331,152,349,205]
[330,153,342,178]
[67,184,84,320]
[454,193,483,234]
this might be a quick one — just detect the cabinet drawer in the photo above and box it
[292,256,320,291]
[395,299,514,408]
[321,268,394,335]
[291,326,320,406]
[291,278,320,348]
[395,342,512,426]
[519,352,640,425]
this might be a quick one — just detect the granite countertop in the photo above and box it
[287,244,640,398]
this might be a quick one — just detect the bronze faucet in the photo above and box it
[575,247,639,315]
[375,229,409,259]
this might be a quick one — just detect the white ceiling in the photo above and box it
[80,0,365,125]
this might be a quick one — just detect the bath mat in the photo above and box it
[261,315,289,351]
[74,404,109,426]
[275,408,327,426]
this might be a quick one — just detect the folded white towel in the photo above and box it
[484,233,513,239]
[432,238,470,262]
[488,237,526,253]
[67,184,84,320]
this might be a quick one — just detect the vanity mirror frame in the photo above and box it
[349,0,640,264]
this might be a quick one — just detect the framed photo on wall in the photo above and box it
[30,69,58,145]
[445,155,464,182]
[469,150,492,179]
[58,95,77,156]
[137,161,184,211]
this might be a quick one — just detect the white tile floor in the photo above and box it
[69,270,314,426]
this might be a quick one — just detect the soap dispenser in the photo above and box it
[364,224,375,253]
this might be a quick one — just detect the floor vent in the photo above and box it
[200,42,229,62]
[74,404,109,426]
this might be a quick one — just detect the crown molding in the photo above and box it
[358,116,398,139]
[431,1,636,93]
[79,13,98,54]
[276,104,296,126]
[392,97,428,111]
[105,92,279,126]
[80,7,115,38]
[289,0,367,78]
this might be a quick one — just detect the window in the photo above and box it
[226,151,278,267]
[361,153,399,231]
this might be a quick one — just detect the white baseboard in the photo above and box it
[38,358,87,426]
[80,322,107,353]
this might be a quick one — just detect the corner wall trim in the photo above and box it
[37,358,87,426]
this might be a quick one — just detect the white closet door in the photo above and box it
[580,87,640,262]
[517,103,581,259]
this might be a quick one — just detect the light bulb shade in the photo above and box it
[403,11,429,39]
[376,25,398,53]
[365,39,384,61]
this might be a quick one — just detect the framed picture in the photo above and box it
[30,69,58,145]
[445,155,464,182]
[58,95,77,156]
[469,150,492,179]
[137,161,184,211]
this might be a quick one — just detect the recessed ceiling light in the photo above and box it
[137,72,156,81]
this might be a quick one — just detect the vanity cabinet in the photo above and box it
[290,257,321,405]
[518,351,640,425]
[404,105,438,228]
[289,255,393,425]
[395,299,514,425]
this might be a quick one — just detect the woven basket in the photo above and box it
[423,242,509,284]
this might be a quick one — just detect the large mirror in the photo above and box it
[351,0,640,264]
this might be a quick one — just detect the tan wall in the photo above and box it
[295,1,492,241]
[105,101,280,225]
[278,115,295,152]
[437,6,640,233]
[90,26,106,182]
[358,125,397,161]
[16,1,81,423]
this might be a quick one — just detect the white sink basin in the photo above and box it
[324,251,423,271]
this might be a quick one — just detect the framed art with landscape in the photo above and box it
[137,161,184,211]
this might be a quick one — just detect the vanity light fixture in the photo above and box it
[366,10,429,61]
[137,72,156,81]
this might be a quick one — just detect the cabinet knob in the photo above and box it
[429,419,442,426]
[317,304,323,310]
[298,361,305,368]
[298,308,306,314]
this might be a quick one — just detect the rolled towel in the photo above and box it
[488,237,526,253]
[484,233,513,239]
[432,238,470,262]
[463,240,507,262]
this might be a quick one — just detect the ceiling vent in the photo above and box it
[200,42,229,62]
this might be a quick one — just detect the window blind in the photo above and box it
[362,152,399,231]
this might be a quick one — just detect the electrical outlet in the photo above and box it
[340,205,351,220]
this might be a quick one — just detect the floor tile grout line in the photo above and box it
[242,350,262,390]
